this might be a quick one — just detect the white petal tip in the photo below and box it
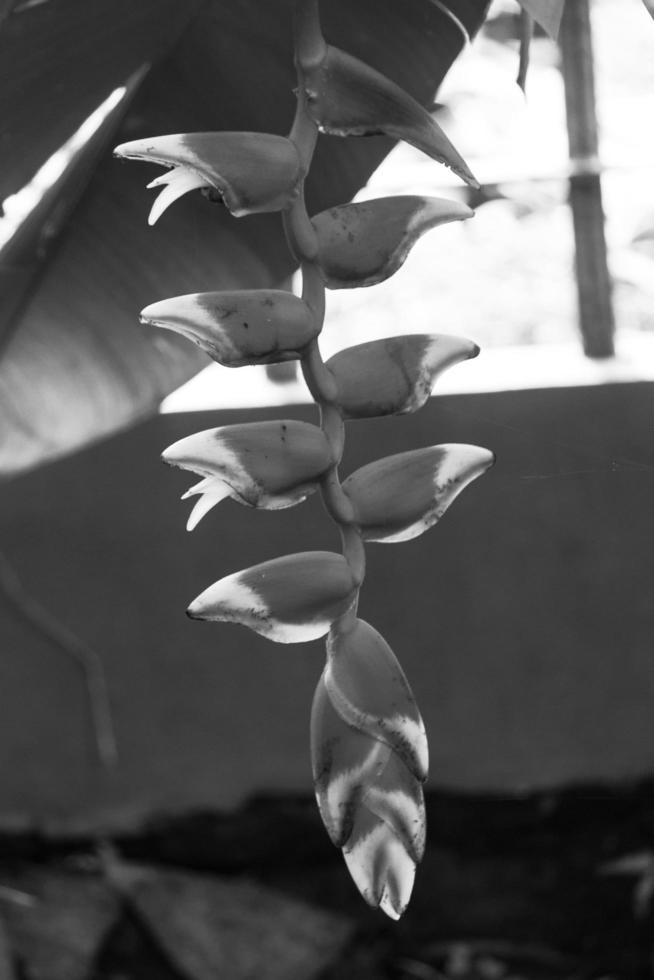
[146,168,207,225]
[113,141,133,159]
[185,505,204,532]
[181,477,213,500]
[185,487,230,530]
[147,193,168,227]
[113,135,188,163]
[146,173,170,189]
[379,892,403,920]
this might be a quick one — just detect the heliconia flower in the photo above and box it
[313,196,473,289]
[311,671,392,847]
[362,749,426,865]
[113,132,302,223]
[187,552,357,644]
[342,803,417,919]
[299,44,478,188]
[326,334,479,419]
[162,421,334,531]
[312,671,426,862]
[343,444,495,543]
[324,618,428,781]
[140,290,318,367]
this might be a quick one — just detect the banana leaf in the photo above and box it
[0,0,492,477]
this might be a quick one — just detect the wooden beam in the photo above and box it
[559,0,615,358]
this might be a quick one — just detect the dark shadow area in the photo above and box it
[1,782,654,977]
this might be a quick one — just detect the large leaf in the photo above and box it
[1,869,120,980]
[0,0,492,478]
[115,864,352,980]
[0,0,199,202]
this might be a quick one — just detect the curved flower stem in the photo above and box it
[293,0,327,71]
[284,0,365,600]
[0,550,118,769]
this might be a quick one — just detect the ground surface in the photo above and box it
[1,783,654,979]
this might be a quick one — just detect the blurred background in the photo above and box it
[1,0,654,976]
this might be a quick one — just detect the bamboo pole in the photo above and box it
[559,0,615,358]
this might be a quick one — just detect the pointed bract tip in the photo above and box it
[463,445,495,477]
[139,303,157,325]
[379,889,404,920]
[146,168,207,225]
[112,136,187,163]
[139,298,185,326]
[113,141,131,159]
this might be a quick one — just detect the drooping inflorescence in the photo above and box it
[115,0,494,919]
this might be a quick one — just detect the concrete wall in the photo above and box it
[1,383,653,832]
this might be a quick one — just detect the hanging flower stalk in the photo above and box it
[115,0,494,919]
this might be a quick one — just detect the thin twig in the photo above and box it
[429,0,471,46]
[0,550,118,768]
[517,10,534,93]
